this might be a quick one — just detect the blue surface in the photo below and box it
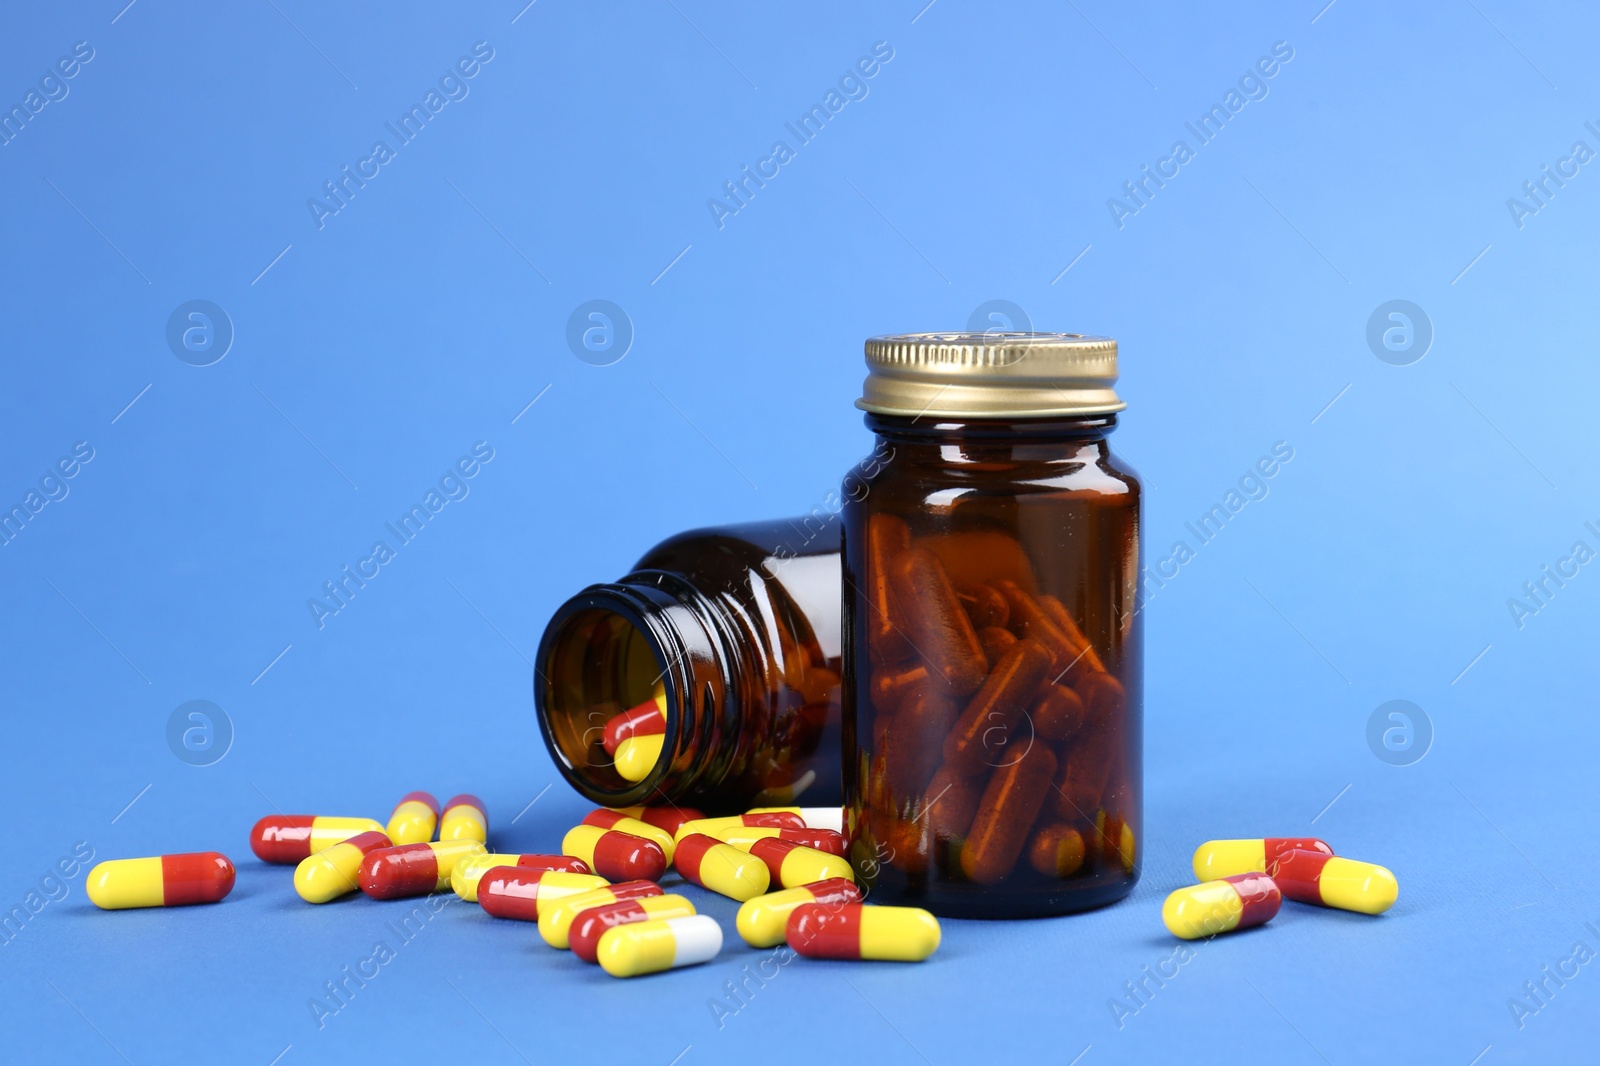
[2,2,1596,1063]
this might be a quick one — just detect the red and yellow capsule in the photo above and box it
[713,826,847,856]
[608,805,705,837]
[359,840,485,899]
[477,868,609,921]
[1191,838,1334,882]
[602,689,667,754]
[1095,811,1137,873]
[250,816,385,864]
[1162,872,1282,939]
[673,833,770,901]
[439,794,488,844]
[570,895,697,963]
[386,792,439,846]
[581,809,676,862]
[295,831,392,903]
[539,880,663,948]
[672,813,805,846]
[747,838,854,889]
[787,903,941,961]
[87,853,236,909]
[562,824,667,882]
[450,853,590,902]
[597,914,723,978]
[748,807,845,834]
[1271,849,1399,914]
[736,878,862,948]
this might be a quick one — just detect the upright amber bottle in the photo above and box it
[843,333,1142,918]
[536,519,845,811]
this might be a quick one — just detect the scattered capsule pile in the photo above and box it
[1163,836,1399,940]
[81,789,1400,957]
[84,791,942,978]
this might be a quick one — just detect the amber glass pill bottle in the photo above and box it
[535,520,849,811]
[843,333,1142,918]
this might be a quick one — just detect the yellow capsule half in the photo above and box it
[1162,873,1281,940]
[386,792,439,846]
[86,857,165,910]
[1315,857,1399,915]
[439,795,488,844]
[858,906,942,962]
[451,854,527,902]
[769,843,853,888]
[614,734,664,783]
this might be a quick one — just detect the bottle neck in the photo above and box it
[863,411,1118,444]
[535,572,749,807]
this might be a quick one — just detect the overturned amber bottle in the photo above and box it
[843,333,1142,918]
[536,519,847,811]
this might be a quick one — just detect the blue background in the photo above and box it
[2,1,1596,1063]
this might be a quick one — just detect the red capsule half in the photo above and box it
[602,699,667,754]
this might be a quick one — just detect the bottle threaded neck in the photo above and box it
[534,575,743,807]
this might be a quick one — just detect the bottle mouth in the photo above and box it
[535,586,688,806]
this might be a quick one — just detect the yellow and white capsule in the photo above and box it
[597,914,723,978]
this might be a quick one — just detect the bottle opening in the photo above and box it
[540,605,672,798]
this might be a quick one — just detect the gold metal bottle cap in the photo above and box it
[858,332,1124,419]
